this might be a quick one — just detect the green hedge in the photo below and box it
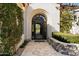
[52,32,79,44]
[0,3,23,55]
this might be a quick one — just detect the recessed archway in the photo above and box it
[32,13,47,40]
[24,4,60,40]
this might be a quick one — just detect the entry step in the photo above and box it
[33,39,47,42]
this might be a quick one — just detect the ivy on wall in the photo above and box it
[60,9,73,33]
[0,3,23,55]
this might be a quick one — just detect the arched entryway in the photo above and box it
[32,14,47,40]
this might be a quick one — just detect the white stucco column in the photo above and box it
[24,7,32,41]
[23,10,29,40]
[23,9,27,40]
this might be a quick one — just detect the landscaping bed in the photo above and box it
[52,32,79,44]
[48,32,79,55]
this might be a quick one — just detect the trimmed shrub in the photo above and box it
[52,32,79,44]
[0,3,23,55]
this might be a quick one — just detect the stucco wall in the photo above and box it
[70,9,79,34]
[24,3,60,40]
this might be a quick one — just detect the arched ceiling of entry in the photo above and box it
[30,8,48,21]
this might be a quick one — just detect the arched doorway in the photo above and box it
[32,14,47,40]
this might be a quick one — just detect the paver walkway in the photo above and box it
[21,41,66,56]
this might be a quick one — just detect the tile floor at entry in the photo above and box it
[21,40,66,56]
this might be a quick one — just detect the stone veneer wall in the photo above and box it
[48,38,79,56]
